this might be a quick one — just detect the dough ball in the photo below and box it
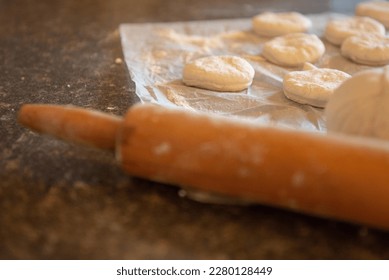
[324,16,385,46]
[252,12,312,37]
[262,33,325,67]
[283,67,351,108]
[356,1,389,28]
[183,55,255,92]
[341,34,389,66]
[325,66,389,140]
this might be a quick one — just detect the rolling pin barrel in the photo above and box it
[18,103,389,229]
[119,104,389,229]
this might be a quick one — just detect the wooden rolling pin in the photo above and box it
[18,103,389,230]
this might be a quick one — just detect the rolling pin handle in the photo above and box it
[18,104,122,151]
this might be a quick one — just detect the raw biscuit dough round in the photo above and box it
[325,66,389,140]
[252,12,312,37]
[262,33,325,67]
[182,55,255,92]
[283,67,351,108]
[324,16,385,46]
[341,34,389,66]
[356,1,389,28]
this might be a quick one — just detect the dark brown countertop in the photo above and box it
[1,0,388,259]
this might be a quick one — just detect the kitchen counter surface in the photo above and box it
[1,0,388,259]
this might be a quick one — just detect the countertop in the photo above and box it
[1,0,388,259]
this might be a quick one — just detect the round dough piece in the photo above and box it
[325,66,389,140]
[356,1,389,28]
[341,34,389,66]
[252,12,312,37]
[283,67,351,108]
[324,16,385,46]
[262,33,325,67]
[182,55,255,92]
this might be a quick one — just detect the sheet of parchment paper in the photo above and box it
[119,13,373,133]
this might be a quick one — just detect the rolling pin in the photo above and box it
[18,103,389,230]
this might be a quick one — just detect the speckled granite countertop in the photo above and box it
[1,0,388,259]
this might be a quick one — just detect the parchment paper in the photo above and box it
[119,13,373,133]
